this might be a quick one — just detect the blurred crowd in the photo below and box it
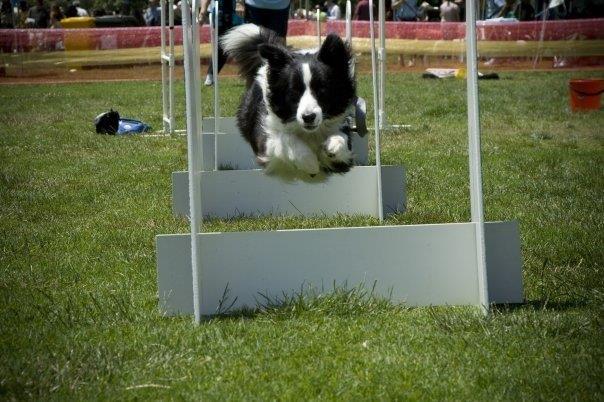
[296,0,603,22]
[0,0,601,29]
[1,0,88,28]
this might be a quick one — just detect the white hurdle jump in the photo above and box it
[171,166,405,218]
[156,0,523,321]
[157,221,523,316]
[174,116,398,219]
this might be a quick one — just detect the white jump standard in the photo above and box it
[160,0,176,135]
[156,0,523,321]
[168,7,405,219]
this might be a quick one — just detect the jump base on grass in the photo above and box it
[156,220,523,316]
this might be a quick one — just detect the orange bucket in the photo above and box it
[569,78,604,111]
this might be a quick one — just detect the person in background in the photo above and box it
[324,0,341,19]
[385,0,393,19]
[293,7,307,18]
[439,0,459,20]
[514,0,534,20]
[392,0,419,67]
[495,0,515,17]
[16,0,29,27]
[121,0,145,25]
[72,0,88,16]
[0,0,13,28]
[485,0,505,18]
[49,2,64,27]
[199,0,243,86]
[455,0,464,20]
[144,0,161,25]
[392,0,418,21]
[353,0,375,20]
[64,3,77,16]
[244,0,290,40]
[417,0,437,20]
[27,0,50,27]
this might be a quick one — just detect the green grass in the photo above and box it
[1,70,603,400]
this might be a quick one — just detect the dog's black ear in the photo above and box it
[259,44,293,69]
[318,34,351,71]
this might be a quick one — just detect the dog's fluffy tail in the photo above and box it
[221,24,280,85]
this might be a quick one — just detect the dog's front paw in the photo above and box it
[321,135,353,173]
[324,135,352,161]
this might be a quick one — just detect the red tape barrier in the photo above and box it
[1,18,603,53]
[325,19,604,41]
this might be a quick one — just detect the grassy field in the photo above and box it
[1,70,603,400]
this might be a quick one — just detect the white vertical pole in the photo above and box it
[212,0,220,170]
[168,0,175,134]
[378,0,386,130]
[465,0,489,312]
[161,0,175,134]
[316,11,321,46]
[182,0,204,324]
[160,0,168,133]
[345,0,351,43]
[368,0,383,223]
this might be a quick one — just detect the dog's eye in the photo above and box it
[311,84,327,100]
[290,78,304,94]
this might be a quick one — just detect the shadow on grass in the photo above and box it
[198,281,407,322]
[201,299,592,323]
[492,299,590,313]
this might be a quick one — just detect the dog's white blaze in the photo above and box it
[297,63,322,127]
[301,63,311,85]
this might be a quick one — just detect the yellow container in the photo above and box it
[60,16,95,28]
[62,17,95,51]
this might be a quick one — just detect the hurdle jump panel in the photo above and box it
[172,165,405,219]
[156,220,523,316]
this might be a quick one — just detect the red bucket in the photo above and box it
[569,78,604,111]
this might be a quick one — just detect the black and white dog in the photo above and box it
[221,24,357,182]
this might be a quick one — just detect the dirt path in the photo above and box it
[1,57,602,85]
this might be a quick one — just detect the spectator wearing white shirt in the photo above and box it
[324,0,341,19]
[72,0,88,16]
[440,0,459,21]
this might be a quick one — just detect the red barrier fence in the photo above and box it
[326,19,604,40]
[1,18,603,53]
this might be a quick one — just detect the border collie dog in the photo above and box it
[221,24,356,182]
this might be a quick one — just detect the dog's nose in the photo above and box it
[302,112,316,124]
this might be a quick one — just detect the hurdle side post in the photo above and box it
[465,0,489,313]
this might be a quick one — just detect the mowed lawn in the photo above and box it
[1,70,603,400]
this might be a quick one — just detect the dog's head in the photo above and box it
[259,34,355,132]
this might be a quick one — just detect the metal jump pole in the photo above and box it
[160,0,175,134]
[182,0,204,324]
[316,10,321,46]
[345,0,352,43]
[465,0,489,312]
[378,0,386,130]
[211,0,220,170]
[368,0,384,223]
